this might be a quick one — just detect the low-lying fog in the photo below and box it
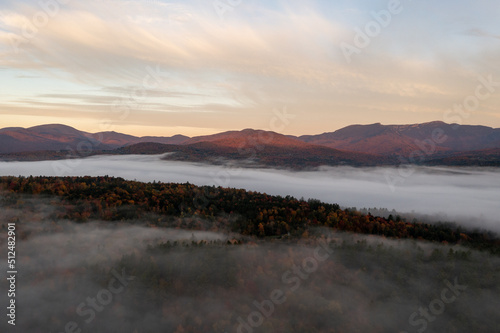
[1,214,499,333]
[0,154,499,232]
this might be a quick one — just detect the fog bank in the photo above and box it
[1,202,499,333]
[0,154,499,232]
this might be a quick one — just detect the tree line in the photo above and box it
[0,175,498,254]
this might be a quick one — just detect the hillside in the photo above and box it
[0,124,107,153]
[184,129,312,148]
[1,176,499,333]
[1,175,498,252]
[96,131,189,146]
[113,140,389,168]
[1,122,500,167]
[425,148,500,166]
[0,124,188,154]
[298,121,500,156]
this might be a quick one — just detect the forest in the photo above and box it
[1,176,499,333]
[0,176,498,254]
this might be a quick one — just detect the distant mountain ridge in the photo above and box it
[0,124,101,154]
[183,128,314,148]
[298,121,500,156]
[1,122,500,167]
[0,124,189,154]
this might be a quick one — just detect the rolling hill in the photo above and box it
[184,128,312,148]
[297,121,500,156]
[114,129,388,168]
[0,124,189,154]
[1,122,500,168]
[0,124,118,154]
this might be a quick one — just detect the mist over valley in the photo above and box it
[1,154,498,234]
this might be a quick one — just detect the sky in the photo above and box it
[0,0,499,137]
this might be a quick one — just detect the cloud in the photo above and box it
[0,1,342,83]
[1,0,500,134]
[462,28,500,40]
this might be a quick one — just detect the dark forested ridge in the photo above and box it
[1,176,498,254]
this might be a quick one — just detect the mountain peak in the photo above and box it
[421,120,446,125]
[184,128,308,148]
[296,121,500,156]
[27,124,88,137]
[28,124,80,131]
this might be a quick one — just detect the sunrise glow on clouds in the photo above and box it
[0,0,499,136]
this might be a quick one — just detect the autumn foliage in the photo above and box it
[0,176,498,253]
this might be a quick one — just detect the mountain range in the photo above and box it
[0,124,189,153]
[1,121,500,168]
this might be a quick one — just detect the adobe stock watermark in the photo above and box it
[193,106,296,211]
[384,127,447,192]
[137,0,161,5]
[57,268,135,333]
[236,240,333,333]
[385,74,500,192]
[108,65,170,124]
[235,106,296,162]
[213,0,244,21]
[339,0,405,64]
[51,64,169,176]
[9,0,71,54]
[402,277,467,333]
[443,74,500,127]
